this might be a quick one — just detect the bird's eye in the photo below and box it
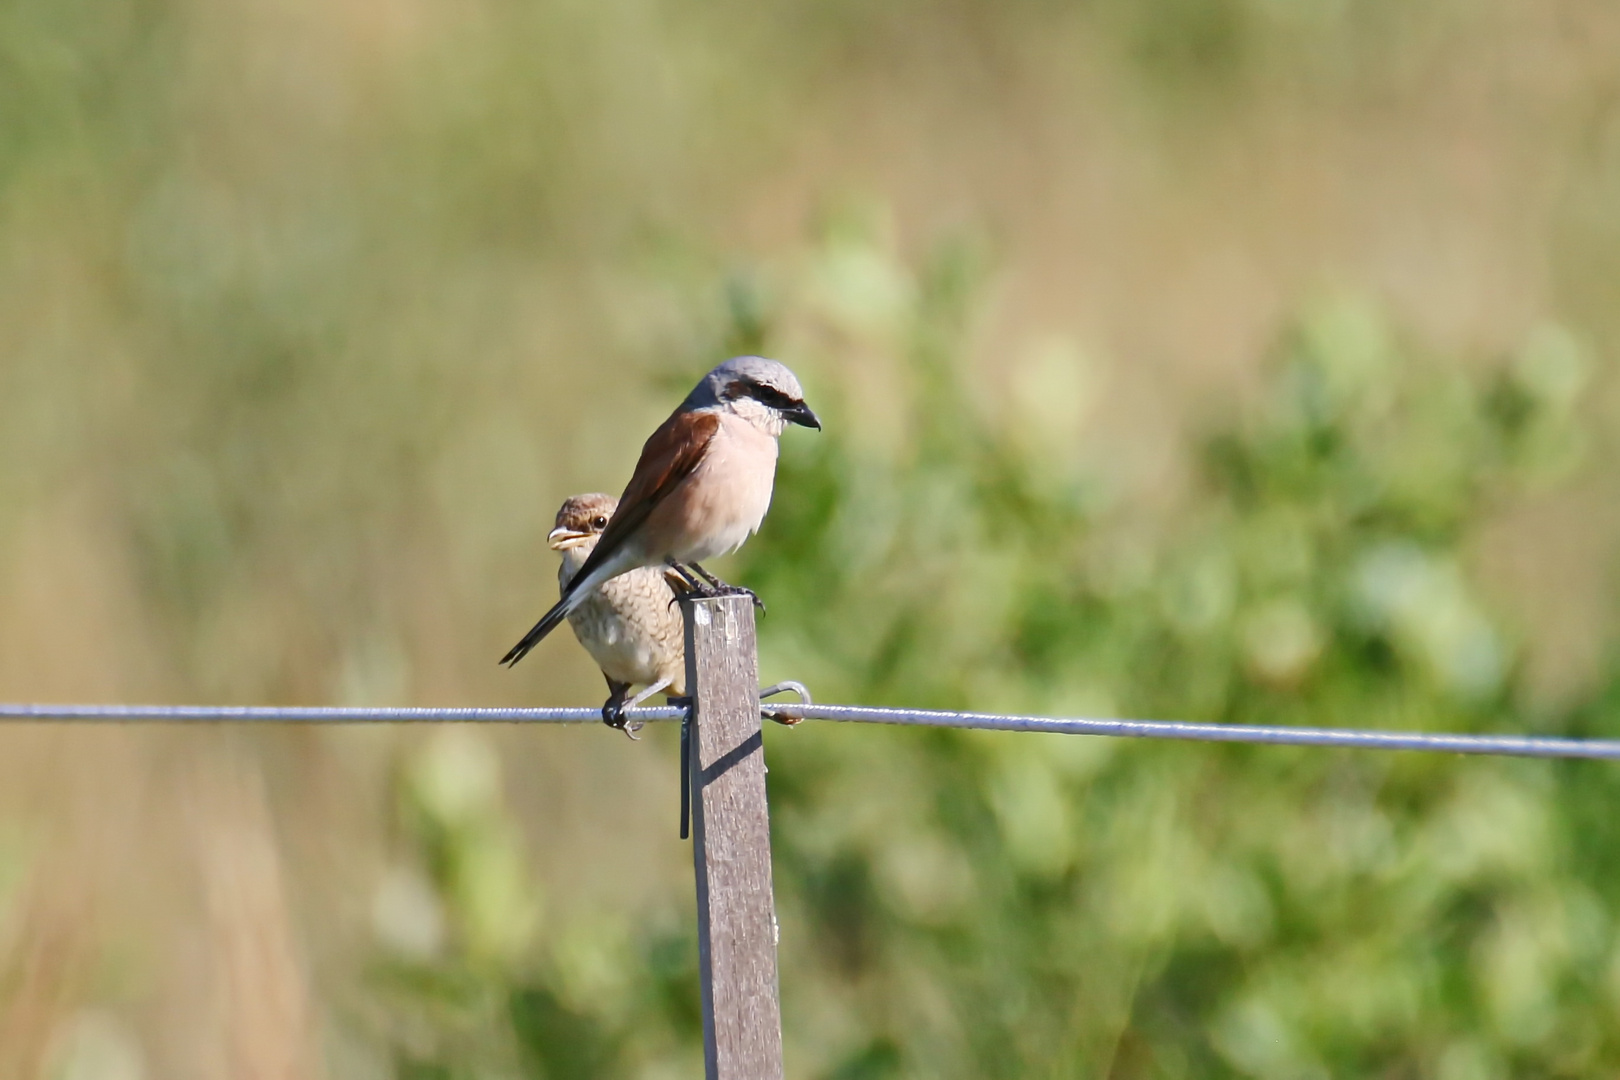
[592,516,608,530]
[752,384,793,410]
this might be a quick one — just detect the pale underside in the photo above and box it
[626,408,780,567]
[559,549,687,695]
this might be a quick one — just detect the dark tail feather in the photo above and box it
[500,598,571,666]
[502,556,625,667]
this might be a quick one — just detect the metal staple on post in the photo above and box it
[682,593,786,1080]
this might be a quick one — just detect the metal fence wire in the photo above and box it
[3,701,1619,760]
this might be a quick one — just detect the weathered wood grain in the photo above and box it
[683,594,784,1080]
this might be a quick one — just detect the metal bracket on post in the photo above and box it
[681,593,785,1080]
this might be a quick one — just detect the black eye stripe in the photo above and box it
[723,377,799,410]
[751,383,796,409]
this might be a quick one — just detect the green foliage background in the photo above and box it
[378,229,1620,1080]
[1,0,1619,1078]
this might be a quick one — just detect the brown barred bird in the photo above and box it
[547,493,688,737]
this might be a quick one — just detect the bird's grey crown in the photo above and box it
[683,355,806,411]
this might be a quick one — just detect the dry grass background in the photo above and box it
[2,0,1620,1075]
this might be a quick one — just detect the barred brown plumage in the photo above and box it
[550,493,689,737]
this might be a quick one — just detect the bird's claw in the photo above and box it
[666,561,718,598]
[675,563,764,612]
[722,584,765,614]
[601,701,643,740]
[666,562,766,613]
[609,716,644,740]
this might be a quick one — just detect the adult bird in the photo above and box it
[548,493,688,738]
[502,356,819,667]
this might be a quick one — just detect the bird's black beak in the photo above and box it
[787,401,822,430]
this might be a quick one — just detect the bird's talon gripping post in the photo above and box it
[682,563,765,612]
[686,562,726,591]
[719,584,765,613]
[666,560,716,598]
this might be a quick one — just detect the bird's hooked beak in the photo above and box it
[547,527,594,551]
[786,401,822,430]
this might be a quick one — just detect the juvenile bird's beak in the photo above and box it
[786,401,821,430]
[547,527,593,551]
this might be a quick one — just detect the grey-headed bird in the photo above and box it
[502,356,819,668]
[549,493,688,736]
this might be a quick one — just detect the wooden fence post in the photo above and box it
[682,593,785,1080]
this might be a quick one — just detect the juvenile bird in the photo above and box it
[549,493,687,737]
[502,356,819,667]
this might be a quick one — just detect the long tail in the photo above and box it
[499,598,572,666]
[499,558,627,667]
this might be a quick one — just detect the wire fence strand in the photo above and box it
[0,704,685,723]
[762,703,1620,760]
[2,702,1618,761]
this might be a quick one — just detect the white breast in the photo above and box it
[665,411,779,564]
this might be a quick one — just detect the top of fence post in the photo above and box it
[682,593,785,1080]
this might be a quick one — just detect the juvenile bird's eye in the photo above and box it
[592,516,608,530]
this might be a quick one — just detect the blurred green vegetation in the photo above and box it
[747,234,1620,1080]
[3,0,1620,1078]
[370,224,1620,1079]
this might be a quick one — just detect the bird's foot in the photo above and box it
[600,680,643,740]
[604,677,678,740]
[720,584,765,613]
[685,561,725,590]
[668,562,765,612]
[601,701,644,740]
[687,562,764,611]
[665,561,719,598]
